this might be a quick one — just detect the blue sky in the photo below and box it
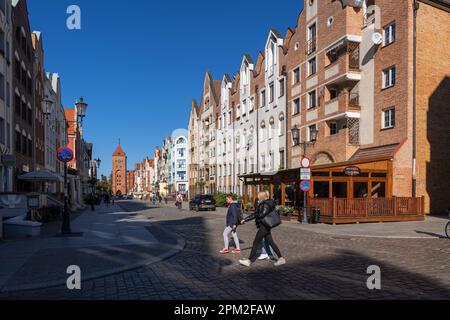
[28,0,303,177]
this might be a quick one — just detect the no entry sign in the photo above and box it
[300,180,311,192]
[57,147,74,163]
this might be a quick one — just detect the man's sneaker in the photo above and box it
[239,259,252,267]
[232,249,241,254]
[257,254,270,260]
[274,258,286,267]
[220,249,230,254]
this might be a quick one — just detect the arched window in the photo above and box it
[279,113,285,136]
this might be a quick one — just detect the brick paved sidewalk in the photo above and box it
[0,202,184,293]
[1,201,449,300]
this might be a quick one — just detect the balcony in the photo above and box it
[305,38,317,56]
[363,10,376,28]
[324,91,361,117]
[325,41,361,85]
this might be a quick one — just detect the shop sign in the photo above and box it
[1,155,16,167]
[344,166,361,176]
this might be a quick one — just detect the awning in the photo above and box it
[19,169,64,183]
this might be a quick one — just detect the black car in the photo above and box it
[189,195,216,212]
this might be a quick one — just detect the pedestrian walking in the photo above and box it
[239,191,285,267]
[176,193,183,209]
[220,194,241,254]
[257,191,275,261]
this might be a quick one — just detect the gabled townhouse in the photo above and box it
[258,30,288,175]
[217,73,234,194]
[199,72,220,195]
[12,0,35,192]
[188,100,200,197]
[31,31,44,171]
[235,55,257,198]
[0,0,14,192]
[170,129,188,195]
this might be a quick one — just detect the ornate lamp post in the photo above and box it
[291,125,318,224]
[45,97,89,234]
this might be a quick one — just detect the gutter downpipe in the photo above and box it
[412,0,419,197]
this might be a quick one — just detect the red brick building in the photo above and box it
[111,145,127,195]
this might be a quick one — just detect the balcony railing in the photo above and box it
[363,11,376,28]
[306,37,317,55]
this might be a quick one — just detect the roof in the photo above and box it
[64,109,76,135]
[113,145,126,157]
[350,143,401,161]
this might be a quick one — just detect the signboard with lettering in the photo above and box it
[300,168,312,180]
[344,166,361,177]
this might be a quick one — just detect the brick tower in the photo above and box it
[112,144,127,195]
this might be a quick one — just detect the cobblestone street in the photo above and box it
[1,200,450,300]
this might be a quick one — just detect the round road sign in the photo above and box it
[301,157,311,168]
[300,180,312,192]
[57,147,74,163]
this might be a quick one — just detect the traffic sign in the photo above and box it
[300,168,311,180]
[301,157,311,168]
[57,147,74,163]
[300,180,312,192]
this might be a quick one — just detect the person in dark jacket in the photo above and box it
[239,191,286,267]
[220,194,241,254]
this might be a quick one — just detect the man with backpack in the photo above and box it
[220,194,241,254]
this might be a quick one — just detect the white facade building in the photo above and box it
[170,129,188,195]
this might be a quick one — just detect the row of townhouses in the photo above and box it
[188,0,450,215]
[0,0,96,211]
[111,129,189,198]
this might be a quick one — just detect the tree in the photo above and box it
[97,175,111,193]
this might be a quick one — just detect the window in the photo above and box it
[383,66,396,88]
[280,150,285,170]
[28,138,32,157]
[279,79,285,97]
[15,95,20,115]
[261,154,266,171]
[269,83,274,103]
[6,123,10,149]
[330,122,338,135]
[15,130,20,152]
[6,82,10,107]
[329,88,338,100]
[0,72,4,101]
[293,98,300,115]
[308,124,317,142]
[279,114,285,136]
[384,22,396,46]
[383,108,396,129]
[0,117,4,145]
[0,29,4,55]
[21,100,27,121]
[261,90,266,107]
[269,121,274,140]
[293,68,300,84]
[308,57,317,76]
[308,91,317,109]
[21,134,27,155]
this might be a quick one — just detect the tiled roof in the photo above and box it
[350,143,401,161]
[64,109,76,135]
[113,145,125,156]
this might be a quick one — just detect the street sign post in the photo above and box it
[300,157,312,224]
[56,146,74,235]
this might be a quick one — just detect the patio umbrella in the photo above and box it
[19,169,64,183]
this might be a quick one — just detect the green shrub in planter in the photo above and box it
[214,193,227,207]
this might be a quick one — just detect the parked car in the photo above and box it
[127,194,133,200]
[189,195,216,212]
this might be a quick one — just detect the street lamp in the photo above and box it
[291,125,319,224]
[43,96,53,118]
[75,97,88,124]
